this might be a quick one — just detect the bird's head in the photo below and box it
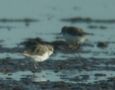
[61,26,69,34]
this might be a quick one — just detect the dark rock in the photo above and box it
[97,42,108,48]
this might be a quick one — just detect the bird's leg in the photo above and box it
[32,62,40,78]
[77,43,82,60]
[34,62,42,72]
[34,63,38,70]
[30,62,37,78]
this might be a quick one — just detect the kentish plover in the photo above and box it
[23,42,54,69]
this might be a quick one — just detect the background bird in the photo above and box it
[61,26,93,46]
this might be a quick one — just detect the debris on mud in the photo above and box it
[97,41,108,49]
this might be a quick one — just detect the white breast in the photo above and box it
[63,33,87,44]
[30,50,53,62]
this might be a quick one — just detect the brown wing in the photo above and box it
[62,26,86,36]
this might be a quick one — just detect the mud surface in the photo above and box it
[0,0,115,89]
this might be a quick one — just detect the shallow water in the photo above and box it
[0,0,115,87]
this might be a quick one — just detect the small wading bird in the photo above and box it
[61,26,93,47]
[23,42,54,69]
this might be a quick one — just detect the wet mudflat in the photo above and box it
[0,0,115,90]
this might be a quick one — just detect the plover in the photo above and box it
[23,43,54,69]
[61,26,93,45]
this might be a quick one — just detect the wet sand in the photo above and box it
[0,0,115,89]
